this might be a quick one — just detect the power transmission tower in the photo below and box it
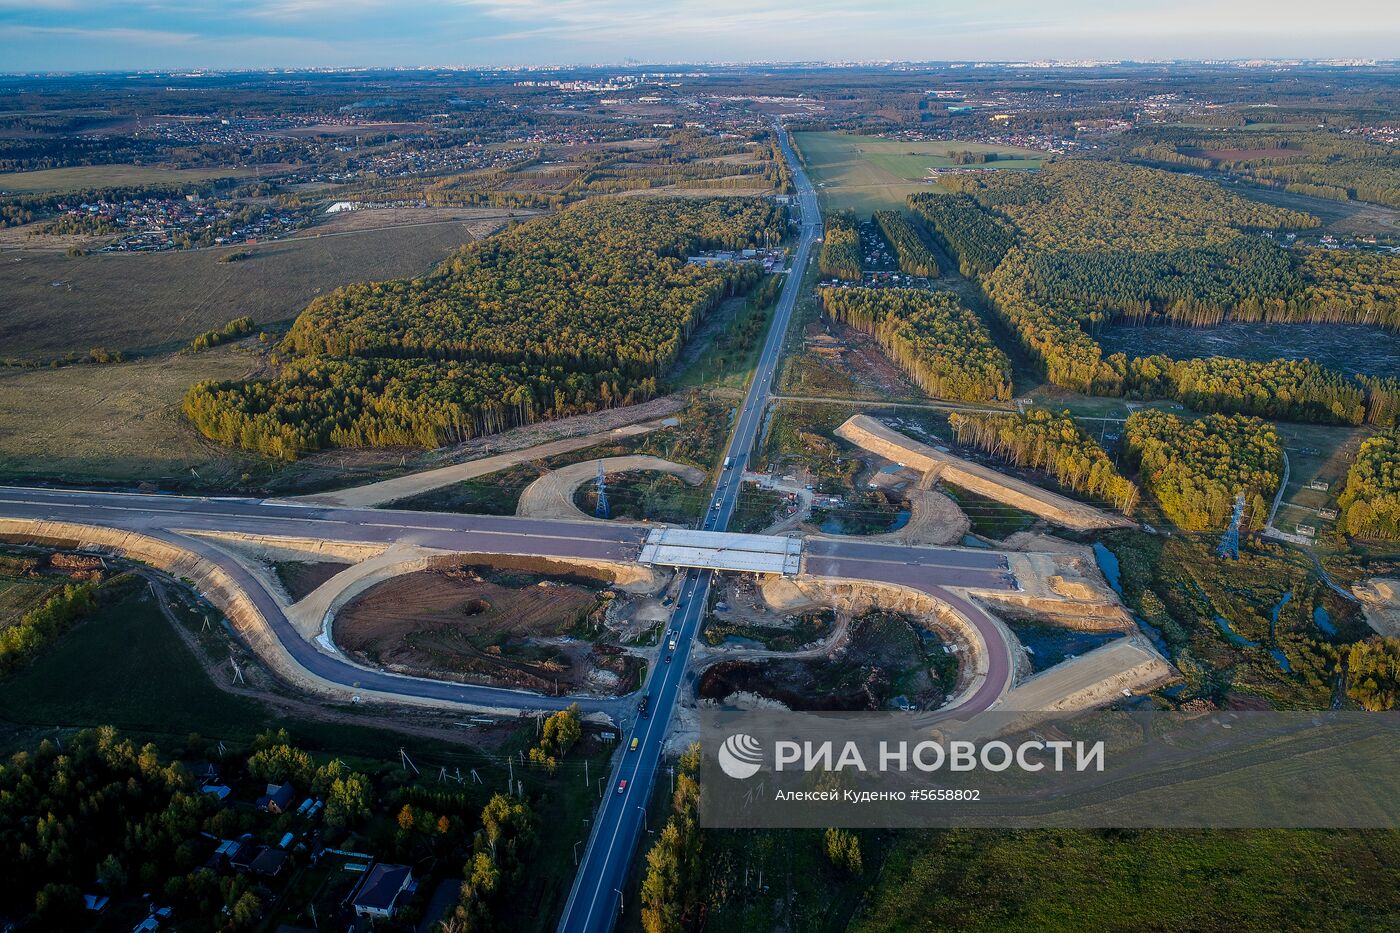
[595,461,610,518]
[1217,491,1246,560]
[399,748,420,775]
[229,656,246,685]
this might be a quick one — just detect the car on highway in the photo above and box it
[617,779,628,794]
[638,693,651,717]
[630,737,639,752]
[664,654,672,664]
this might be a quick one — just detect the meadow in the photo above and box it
[0,163,264,194]
[793,132,1041,215]
[0,220,482,360]
[0,344,264,485]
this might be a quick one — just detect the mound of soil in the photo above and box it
[698,612,957,711]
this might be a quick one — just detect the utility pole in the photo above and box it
[595,460,610,518]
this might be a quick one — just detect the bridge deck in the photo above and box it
[637,527,802,575]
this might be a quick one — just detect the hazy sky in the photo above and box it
[1,1,1397,72]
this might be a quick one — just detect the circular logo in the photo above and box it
[717,733,764,780]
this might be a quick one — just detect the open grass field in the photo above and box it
[854,828,1400,932]
[0,344,264,485]
[0,576,276,738]
[0,163,264,194]
[0,220,483,360]
[794,132,1041,216]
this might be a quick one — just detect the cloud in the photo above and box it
[1,0,1396,71]
[0,24,198,45]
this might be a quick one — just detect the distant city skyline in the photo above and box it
[1,1,1398,74]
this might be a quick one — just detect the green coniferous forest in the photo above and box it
[185,197,781,458]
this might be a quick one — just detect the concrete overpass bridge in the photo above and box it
[0,484,1019,721]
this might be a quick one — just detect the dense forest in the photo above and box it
[1345,638,1400,711]
[820,287,1012,402]
[947,408,1139,512]
[1122,411,1283,531]
[1123,126,1400,209]
[906,192,1015,276]
[940,161,1316,251]
[872,210,939,278]
[1099,355,1371,426]
[1338,429,1400,540]
[926,161,1400,425]
[818,210,862,281]
[186,197,780,457]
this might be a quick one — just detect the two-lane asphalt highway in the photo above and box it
[0,120,1012,933]
[0,484,654,717]
[556,120,825,933]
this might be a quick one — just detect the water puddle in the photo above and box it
[1091,542,1170,655]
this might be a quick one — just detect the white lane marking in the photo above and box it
[574,575,702,926]
[0,499,638,550]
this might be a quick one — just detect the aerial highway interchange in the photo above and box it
[0,123,1019,932]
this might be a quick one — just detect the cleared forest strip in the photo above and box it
[289,420,674,509]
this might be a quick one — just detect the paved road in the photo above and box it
[0,484,1010,719]
[0,122,1014,932]
[559,120,892,933]
[0,484,653,716]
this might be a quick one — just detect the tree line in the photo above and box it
[818,209,862,281]
[947,408,1140,513]
[924,161,1400,427]
[186,197,782,458]
[1098,355,1376,426]
[1121,410,1283,531]
[872,209,939,278]
[820,286,1012,402]
[640,744,703,933]
[906,192,1015,276]
[190,316,254,352]
[1338,428,1400,540]
[0,580,98,675]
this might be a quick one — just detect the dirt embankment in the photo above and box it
[516,455,705,522]
[1354,577,1400,638]
[991,548,1135,629]
[806,465,969,546]
[836,415,1134,531]
[290,397,686,508]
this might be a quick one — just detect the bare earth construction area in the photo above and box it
[333,563,643,695]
